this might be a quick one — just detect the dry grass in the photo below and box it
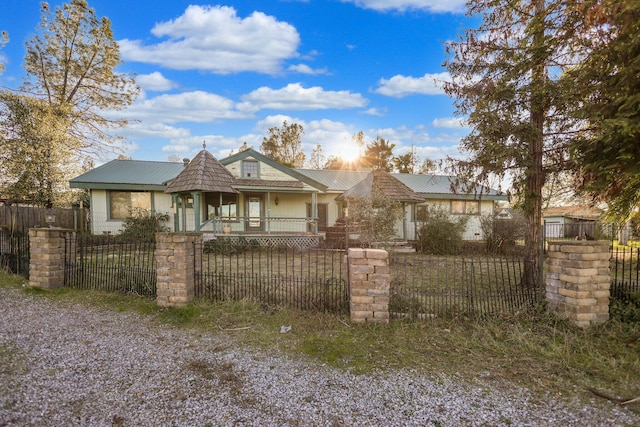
[2,272,639,413]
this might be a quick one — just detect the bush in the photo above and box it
[480,214,526,254]
[119,208,170,239]
[610,292,640,323]
[415,206,467,255]
[346,192,402,247]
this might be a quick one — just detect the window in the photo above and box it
[242,160,259,178]
[206,193,238,220]
[451,200,479,215]
[109,191,151,219]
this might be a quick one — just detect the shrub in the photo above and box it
[119,208,170,239]
[480,214,526,254]
[346,191,402,247]
[415,206,467,255]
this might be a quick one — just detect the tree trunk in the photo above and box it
[521,0,546,289]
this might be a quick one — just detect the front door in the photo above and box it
[246,195,264,231]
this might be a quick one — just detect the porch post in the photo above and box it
[312,192,318,234]
[172,194,179,232]
[267,192,271,234]
[192,191,201,231]
[181,195,187,232]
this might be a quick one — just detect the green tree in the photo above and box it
[393,151,417,174]
[21,0,138,153]
[444,0,582,287]
[418,157,437,175]
[567,1,640,222]
[261,120,306,168]
[364,136,395,172]
[0,93,77,207]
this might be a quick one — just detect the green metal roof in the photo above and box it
[392,174,507,200]
[295,169,370,191]
[69,159,185,191]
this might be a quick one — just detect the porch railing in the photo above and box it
[200,216,319,234]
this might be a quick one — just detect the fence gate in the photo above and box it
[0,229,30,278]
[64,234,157,296]
[194,238,349,313]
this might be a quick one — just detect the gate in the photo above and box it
[194,239,348,313]
[0,229,29,278]
[64,234,157,296]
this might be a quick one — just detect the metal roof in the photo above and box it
[295,169,370,191]
[392,174,507,200]
[69,160,185,191]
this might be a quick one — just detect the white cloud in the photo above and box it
[287,64,330,75]
[432,117,467,129]
[124,91,250,124]
[375,72,450,97]
[161,133,263,160]
[119,5,300,74]
[342,0,466,13]
[136,72,178,92]
[238,83,368,112]
[121,122,191,139]
[362,107,386,116]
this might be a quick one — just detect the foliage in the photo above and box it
[417,157,437,175]
[119,208,170,239]
[393,151,417,174]
[443,0,585,286]
[566,1,640,222]
[307,144,326,169]
[415,205,468,255]
[346,191,402,247]
[610,293,640,323]
[480,214,526,255]
[261,120,305,168]
[0,92,80,207]
[364,136,395,172]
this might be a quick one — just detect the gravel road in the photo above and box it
[1,285,637,426]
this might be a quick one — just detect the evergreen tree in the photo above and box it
[261,120,306,168]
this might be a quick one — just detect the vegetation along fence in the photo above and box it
[64,234,157,296]
[610,247,640,301]
[0,205,89,232]
[389,252,539,319]
[0,228,30,278]
[194,238,348,313]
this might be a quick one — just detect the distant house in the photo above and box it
[69,147,507,241]
[543,205,603,239]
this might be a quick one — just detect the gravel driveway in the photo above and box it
[0,286,637,426]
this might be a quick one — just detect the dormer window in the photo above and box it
[242,160,259,178]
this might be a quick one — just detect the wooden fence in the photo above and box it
[0,206,89,232]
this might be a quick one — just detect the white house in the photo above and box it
[69,147,508,242]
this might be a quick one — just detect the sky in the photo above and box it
[0,0,475,167]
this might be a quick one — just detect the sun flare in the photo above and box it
[340,145,360,163]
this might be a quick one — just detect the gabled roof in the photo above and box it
[220,148,328,192]
[335,171,425,203]
[392,174,507,200]
[165,149,238,194]
[543,205,602,220]
[69,159,185,191]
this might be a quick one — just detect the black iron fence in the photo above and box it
[64,234,156,296]
[389,253,539,319]
[610,247,640,300]
[195,239,348,313]
[0,229,29,278]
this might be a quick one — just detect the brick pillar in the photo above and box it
[348,248,390,323]
[546,241,610,327]
[28,228,74,290]
[156,232,202,308]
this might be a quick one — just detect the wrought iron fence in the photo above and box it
[0,229,29,278]
[64,234,156,296]
[194,239,348,313]
[389,253,539,319]
[610,247,640,300]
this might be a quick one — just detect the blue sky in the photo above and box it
[0,0,474,166]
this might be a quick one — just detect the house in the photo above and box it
[543,205,603,239]
[69,147,507,242]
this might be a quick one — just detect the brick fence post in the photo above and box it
[156,232,202,308]
[348,248,390,323]
[28,228,74,290]
[546,241,610,327]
